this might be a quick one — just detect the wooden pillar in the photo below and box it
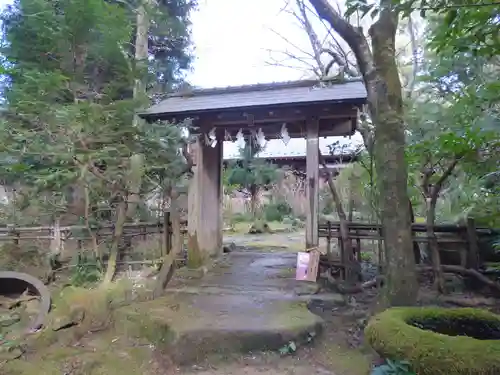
[164,211,171,254]
[187,136,223,268]
[217,145,224,251]
[466,217,479,269]
[306,117,319,250]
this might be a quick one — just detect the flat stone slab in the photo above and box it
[115,294,322,364]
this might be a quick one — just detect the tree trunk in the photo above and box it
[307,0,418,306]
[421,158,460,293]
[102,153,144,284]
[370,18,418,306]
[132,0,150,121]
[101,0,150,285]
[85,184,100,259]
[103,199,127,284]
[249,185,259,219]
[319,151,358,282]
[153,187,181,297]
[426,196,445,292]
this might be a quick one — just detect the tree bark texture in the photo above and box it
[307,0,418,306]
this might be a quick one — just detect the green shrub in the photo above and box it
[365,307,500,375]
[70,252,103,287]
[264,200,292,222]
[231,212,253,223]
[360,251,372,262]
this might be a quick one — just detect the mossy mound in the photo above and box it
[365,307,500,375]
[33,282,137,348]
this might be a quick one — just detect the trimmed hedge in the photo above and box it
[365,307,500,375]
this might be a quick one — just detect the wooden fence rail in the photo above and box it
[0,220,188,235]
[0,219,188,254]
[318,219,498,274]
[1,218,497,271]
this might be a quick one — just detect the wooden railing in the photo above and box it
[1,217,496,271]
[0,218,188,249]
[318,219,498,271]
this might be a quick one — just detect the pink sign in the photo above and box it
[295,252,310,281]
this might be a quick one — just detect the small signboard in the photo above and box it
[295,249,320,282]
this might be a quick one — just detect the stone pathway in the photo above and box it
[224,231,306,249]
[119,233,343,366]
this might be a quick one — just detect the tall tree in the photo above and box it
[0,0,194,282]
[306,0,418,306]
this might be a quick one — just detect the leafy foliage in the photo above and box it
[147,0,197,93]
[334,0,500,231]
[426,4,500,57]
[344,0,499,58]
[70,252,103,287]
[403,14,500,225]
[0,0,193,228]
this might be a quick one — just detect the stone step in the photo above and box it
[115,294,324,365]
[164,284,345,304]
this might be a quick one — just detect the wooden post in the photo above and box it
[377,225,384,273]
[164,211,172,255]
[95,227,100,255]
[339,233,345,280]
[326,221,331,256]
[157,219,163,256]
[459,226,467,268]
[305,116,319,250]
[10,225,19,248]
[355,230,362,262]
[466,217,479,269]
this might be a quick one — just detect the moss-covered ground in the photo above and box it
[1,285,371,375]
[1,234,375,375]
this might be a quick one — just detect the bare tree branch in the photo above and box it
[405,14,419,99]
[265,0,360,80]
[268,28,316,59]
[296,0,326,74]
